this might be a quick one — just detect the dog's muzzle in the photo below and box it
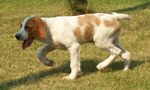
[15,34,21,40]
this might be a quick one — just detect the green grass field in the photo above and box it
[0,0,150,90]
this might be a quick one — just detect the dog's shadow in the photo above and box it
[0,59,147,90]
[110,60,147,71]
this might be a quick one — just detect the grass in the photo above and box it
[0,0,150,90]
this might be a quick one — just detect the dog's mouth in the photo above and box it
[22,38,34,50]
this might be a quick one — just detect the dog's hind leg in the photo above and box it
[114,39,131,71]
[121,51,130,71]
[96,44,121,70]
[36,45,55,66]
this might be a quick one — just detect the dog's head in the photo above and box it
[15,16,46,50]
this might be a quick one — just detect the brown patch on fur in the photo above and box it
[104,19,120,28]
[84,24,93,41]
[25,16,47,40]
[76,14,100,42]
[104,19,121,36]
[74,27,81,41]
[78,14,100,26]
[95,18,101,25]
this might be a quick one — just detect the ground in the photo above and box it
[0,0,150,90]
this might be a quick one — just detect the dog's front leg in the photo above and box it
[36,45,55,66]
[63,43,80,80]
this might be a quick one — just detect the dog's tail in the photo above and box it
[112,12,131,20]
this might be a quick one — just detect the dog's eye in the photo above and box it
[25,26,30,29]
[25,24,33,30]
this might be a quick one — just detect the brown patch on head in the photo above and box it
[25,16,47,40]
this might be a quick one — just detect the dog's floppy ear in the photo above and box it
[32,16,47,40]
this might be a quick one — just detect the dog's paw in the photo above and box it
[43,60,54,66]
[123,66,130,71]
[63,75,76,80]
[96,63,105,70]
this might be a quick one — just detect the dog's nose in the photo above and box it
[15,34,21,40]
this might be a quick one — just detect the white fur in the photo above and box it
[17,13,131,80]
[16,16,36,40]
[16,17,30,40]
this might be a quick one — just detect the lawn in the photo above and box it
[0,0,150,90]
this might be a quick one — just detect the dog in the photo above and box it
[15,13,131,80]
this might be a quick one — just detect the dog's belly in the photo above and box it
[54,42,68,50]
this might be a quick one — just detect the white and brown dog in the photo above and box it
[15,13,131,80]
